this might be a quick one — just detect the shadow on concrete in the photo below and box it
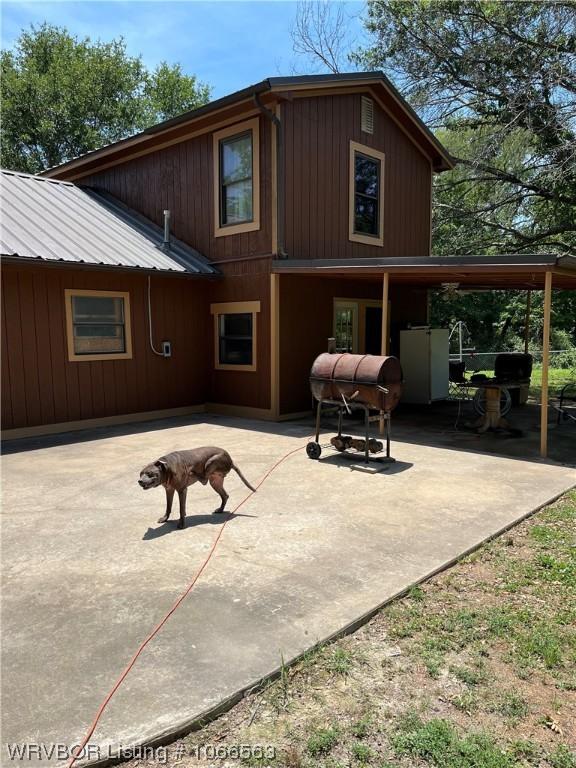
[3,402,573,469]
[316,453,414,475]
[142,511,255,540]
[1,412,312,455]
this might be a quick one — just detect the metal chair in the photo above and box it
[556,381,576,424]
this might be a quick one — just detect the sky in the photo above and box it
[1,1,367,99]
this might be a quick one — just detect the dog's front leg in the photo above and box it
[158,487,174,524]
[177,487,187,529]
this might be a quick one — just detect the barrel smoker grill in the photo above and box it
[307,352,403,464]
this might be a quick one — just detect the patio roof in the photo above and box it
[272,254,576,290]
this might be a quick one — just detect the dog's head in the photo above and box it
[138,459,168,490]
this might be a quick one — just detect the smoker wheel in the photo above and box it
[306,441,322,460]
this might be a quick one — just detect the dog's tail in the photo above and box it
[232,464,257,492]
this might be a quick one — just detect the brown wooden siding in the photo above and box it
[208,256,271,410]
[283,94,432,260]
[1,263,211,430]
[82,116,272,263]
[279,275,428,414]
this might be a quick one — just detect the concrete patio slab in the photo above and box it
[1,415,574,766]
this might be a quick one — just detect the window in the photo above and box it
[65,289,132,361]
[220,132,253,225]
[334,301,358,353]
[213,118,260,237]
[210,301,260,371]
[349,141,385,247]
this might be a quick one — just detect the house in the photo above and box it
[2,72,574,449]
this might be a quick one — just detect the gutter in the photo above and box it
[253,93,288,259]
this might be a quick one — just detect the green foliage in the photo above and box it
[430,288,576,355]
[356,1,576,255]
[351,742,373,762]
[0,23,210,173]
[549,745,576,768]
[307,727,339,756]
[391,716,517,767]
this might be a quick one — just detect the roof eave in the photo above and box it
[1,254,222,278]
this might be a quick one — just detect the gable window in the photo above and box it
[65,289,132,361]
[213,118,260,237]
[349,141,385,247]
[210,301,260,371]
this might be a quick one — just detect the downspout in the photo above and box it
[254,93,288,259]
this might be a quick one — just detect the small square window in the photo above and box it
[211,301,260,371]
[219,312,253,366]
[65,290,132,361]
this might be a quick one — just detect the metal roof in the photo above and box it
[42,72,453,179]
[0,170,218,275]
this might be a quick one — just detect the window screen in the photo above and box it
[71,295,126,355]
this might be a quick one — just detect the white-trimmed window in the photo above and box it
[210,301,260,371]
[65,289,132,362]
[349,141,385,247]
[213,118,260,237]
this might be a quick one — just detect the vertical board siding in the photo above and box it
[208,256,272,410]
[1,263,211,430]
[82,117,272,263]
[283,93,432,260]
[279,276,428,414]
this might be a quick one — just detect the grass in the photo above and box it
[391,715,519,767]
[125,491,576,768]
[452,365,574,403]
[306,727,339,756]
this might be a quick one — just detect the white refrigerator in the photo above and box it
[399,328,450,404]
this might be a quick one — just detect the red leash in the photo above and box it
[68,442,306,767]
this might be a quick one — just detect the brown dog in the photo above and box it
[138,447,256,529]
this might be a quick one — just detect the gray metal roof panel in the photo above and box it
[0,170,218,275]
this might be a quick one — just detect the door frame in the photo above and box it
[333,297,389,354]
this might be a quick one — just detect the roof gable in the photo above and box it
[42,72,453,181]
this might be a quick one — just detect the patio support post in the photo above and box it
[270,273,280,419]
[524,290,531,355]
[540,271,552,458]
[379,272,390,435]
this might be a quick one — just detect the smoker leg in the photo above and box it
[337,406,343,437]
[385,412,391,458]
[315,399,322,442]
[364,406,370,464]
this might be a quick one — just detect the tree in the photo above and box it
[1,24,211,173]
[291,1,351,74]
[355,1,576,255]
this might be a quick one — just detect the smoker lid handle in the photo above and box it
[377,385,390,394]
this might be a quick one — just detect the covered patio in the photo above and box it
[272,253,576,458]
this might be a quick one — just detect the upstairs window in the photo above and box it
[65,289,132,361]
[349,141,385,247]
[220,131,253,225]
[213,118,260,237]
